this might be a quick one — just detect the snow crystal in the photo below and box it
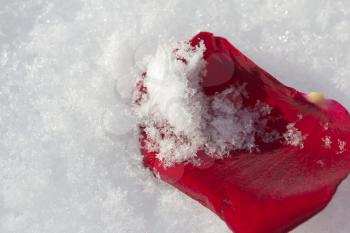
[337,139,347,154]
[297,114,303,120]
[323,122,330,131]
[283,123,307,149]
[322,136,332,149]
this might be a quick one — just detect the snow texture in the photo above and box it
[136,41,278,166]
[0,0,350,232]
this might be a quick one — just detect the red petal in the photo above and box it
[139,32,350,233]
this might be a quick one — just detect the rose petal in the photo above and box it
[139,32,350,233]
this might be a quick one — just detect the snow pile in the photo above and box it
[136,40,280,166]
[136,40,208,165]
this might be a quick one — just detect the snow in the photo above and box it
[337,139,347,155]
[0,0,350,232]
[136,40,208,166]
[322,136,332,149]
[283,123,307,149]
[136,41,278,166]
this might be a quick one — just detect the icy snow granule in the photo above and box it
[283,123,307,149]
[322,136,332,149]
[337,139,347,154]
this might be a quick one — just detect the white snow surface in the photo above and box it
[0,0,350,232]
